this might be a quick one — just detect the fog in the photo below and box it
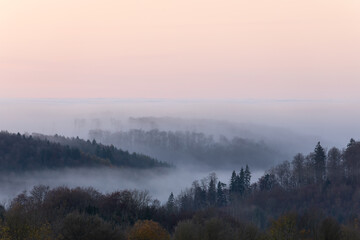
[1,98,359,204]
[1,98,358,147]
[0,167,264,206]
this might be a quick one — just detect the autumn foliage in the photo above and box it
[128,220,170,240]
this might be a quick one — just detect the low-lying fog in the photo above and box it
[0,98,359,204]
[0,167,264,206]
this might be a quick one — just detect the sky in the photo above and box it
[0,0,359,100]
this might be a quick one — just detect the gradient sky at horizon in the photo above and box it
[1,0,359,99]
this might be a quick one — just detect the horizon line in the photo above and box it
[0,97,351,104]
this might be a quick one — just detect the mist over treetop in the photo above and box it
[89,128,280,170]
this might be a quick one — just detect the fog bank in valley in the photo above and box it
[0,98,358,204]
[0,167,264,206]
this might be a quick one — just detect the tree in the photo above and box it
[207,177,217,207]
[244,165,251,194]
[319,217,341,240]
[314,142,326,184]
[166,192,175,213]
[173,215,241,240]
[173,220,201,240]
[292,153,305,187]
[61,212,124,240]
[128,220,170,240]
[304,153,315,184]
[327,147,342,182]
[272,161,291,189]
[347,138,356,148]
[238,168,245,195]
[179,193,193,212]
[259,174,276,191]
[1,202,55,240]
[193,181,206,210]
[269,213,298,240]
[216,182,227,207]
[30,185,49,205]
[230,171,237,193]
[343,139,360,183]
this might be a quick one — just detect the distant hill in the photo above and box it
[0,131,169,171]
[89,128,282,170]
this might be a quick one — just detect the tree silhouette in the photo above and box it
[314,142,326,184]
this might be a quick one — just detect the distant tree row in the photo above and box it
[89,128,280,169]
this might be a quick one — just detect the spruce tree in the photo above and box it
[216,181,227,207]
[244,165,251,194]
[193,181,207,210]
[230,170,237,193]
[314,142,326,183]
[348,138,356,148]
[166,192,175,213]
[208,178,217,206]
[239,168,245,195]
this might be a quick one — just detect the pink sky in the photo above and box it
[0,0,359,99]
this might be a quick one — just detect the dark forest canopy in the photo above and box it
[0,131,169,171]
[89,128,281,169]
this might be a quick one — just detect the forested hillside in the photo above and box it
[0,132,169,171]
[2,139,360,239]
[89,129,281,169]
[167,139,360,239]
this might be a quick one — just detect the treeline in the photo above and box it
[0,131,169,171]
[89,129,280,169]
[0,186,172,240]
[240,139,360,228]
[170,166,252,213]
[33,133,170,169]
[164,139,360,239]
[1,183,360,240]
[171,140,360,209]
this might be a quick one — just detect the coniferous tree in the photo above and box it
[193,181,206,210]
[207,178,217,207]
[343,139,360,183]
[314,142,326,184]
[230,170,237,193]
[244,165,251,194]
[347,138,356,148]
[179,192,193,212]
[216,181,227,207]
[238,168,245,195]
[166,192,175,213]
